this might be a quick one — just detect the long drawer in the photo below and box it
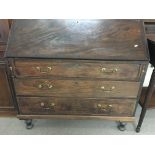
[17,97,136,116]
[15,79,140,98]
[13,60,142,80]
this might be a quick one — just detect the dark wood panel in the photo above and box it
[0,63,16,116]
[0,19,10,59]
[0,111,16,117]
[140,87,155,109]
[15,78,140,98]
[14,59,142,80]
[143,20,155,41]
[17,97,136,116]
[0,20,9,43]
[6,19,148,61]
[144,22,155,34]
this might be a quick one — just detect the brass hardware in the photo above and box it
[134,44,139,48]
[40,102,50,109]
[97,104,113,112]
[48,84,53,89]
[101,67,118,73]
[97,104,102,108]
[40,101,55,110]
[36,81,53,89]
[38,84,43,89]
[49,103,55,107]
[101,86,115,92]
[40,102,45,107]
[35,66,52,73]
[9,66,13,71]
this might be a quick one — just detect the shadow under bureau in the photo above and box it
[4,19,149,131]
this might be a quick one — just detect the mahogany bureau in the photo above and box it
[5,19,149,130]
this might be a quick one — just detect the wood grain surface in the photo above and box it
[14,59,143,80]
[17,97,136,116]
[6,19,148,60]
[15,78,140,98]
[0,63,15,113]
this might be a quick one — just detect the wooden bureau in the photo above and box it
[5,19,149,130]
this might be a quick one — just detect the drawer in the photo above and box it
[15,79,140,98]
[17,97,136,116]
[14,60,142,80]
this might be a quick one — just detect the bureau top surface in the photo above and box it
[6,19,149,61]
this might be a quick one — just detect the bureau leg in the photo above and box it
[25,119,33,129]
[136,69,155,133]
[117,121,127,131]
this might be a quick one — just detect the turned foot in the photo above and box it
[117,122,127,131]
[25,119,33,129]
[136,126,140,133]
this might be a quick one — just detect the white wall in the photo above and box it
[143,64,154,87]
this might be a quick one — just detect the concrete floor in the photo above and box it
[0,105,154,135]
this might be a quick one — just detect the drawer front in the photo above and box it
[17,97,136,116]
[14,60,142,80]
[15,79,140,98]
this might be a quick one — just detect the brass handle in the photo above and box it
[40,102,50,110]
[35,66,52,73]
[37,81,53,89]
[40,102,45,107]
[97,104,113,112]
[101,86,115,93]
[49,103,55,107]
[40,102,55,110]
[101,68,118,73]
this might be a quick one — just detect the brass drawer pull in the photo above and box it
[101,67,118,73]
[35,66,52,73]
[101,86,115,92]
[40,102,55,110]
[36,81,53,89]
[40,102,45,107]
[49,103,55,107]
[97,104,113,112]
[40,102,50,110]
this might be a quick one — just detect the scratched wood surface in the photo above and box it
[14,59,143,80]
[17,97,136,116]
[15,78,140,98]
[6,19,148,60]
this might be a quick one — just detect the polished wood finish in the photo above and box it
[17,97,136,116]
[14,59,143,80]
[6,20,148,61]
[15,79,140,98]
